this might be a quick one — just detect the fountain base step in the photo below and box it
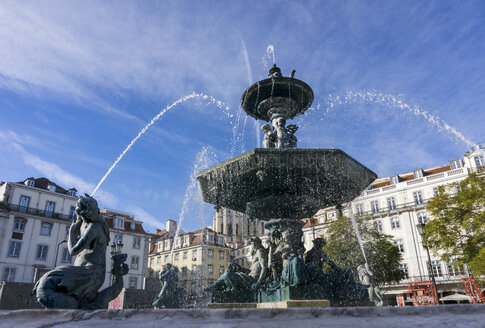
[208,299,330,309]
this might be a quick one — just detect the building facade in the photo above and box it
[212,208,266,242]
[148,221,233,304]
[0,177,151,292]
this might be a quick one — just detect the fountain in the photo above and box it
[198,64,378,306]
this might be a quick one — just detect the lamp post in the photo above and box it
[54,239,67,268]
[110,241,123,284]
[416,222,438,304]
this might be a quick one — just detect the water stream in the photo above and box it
[91,93,227,196]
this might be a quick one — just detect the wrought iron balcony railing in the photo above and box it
[4,203,75,222]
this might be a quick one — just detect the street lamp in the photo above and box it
[54,239,67,268]
[416,222,438,304]
[110,241,124,284]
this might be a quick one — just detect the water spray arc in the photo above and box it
[91,93,227,196]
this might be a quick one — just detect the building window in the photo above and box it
[387,197,396,210]
[208,264,213,275]
[68,190,77,197]
[129,277,137,288]
[133,237,141,249]
[114,218,124,228]
[400,263,409,279]
[447,260,465,277]
[164,255,168,263]
[13,218,26,232]
[45,201,55,217]
[428,260,443,277]
[69,206,76,220]
[413,191,424,205]
[371,201,379,214]
[208,249,214,258]
[174,252,179,261]
[192,250,197,261]
[36,244,48,260]
[394,239,404,253]
[373,220,383,232]
[317,213,325,223]
[27,179,35,187]
[219,250,224,259]
[165,240,170,249]
[390,175,399,184]
[455,184,461,194]
[130,222,136,230]
[450,159,462,170]
[114,234,123,244]
[433,187,439,196]
[61,247,71,263]
[48,184,56,192]
[183,251,187,259]
[219,265,224,275]
[355,204,363,214]
[218,236,224,244]
[413,169,423,179]
[182,266,187,277]
[417,212,427,224]
[131,256,139,270]
[175,238,180,247]
[184,236,189,245]
[390,217,400,229]
[40,222,52,236]
[191,265,197,275]
[474,155,484,168]
[19,196,30,212]
[3,267,16,282]
[208,234,214,242]
[8,241,21,257]
[157,256,161,264]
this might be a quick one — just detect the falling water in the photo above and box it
[91,93,227,196]
[348,202,368,264]
[170,146,217,261]
[321,90,477,149]
[262,44,276,69]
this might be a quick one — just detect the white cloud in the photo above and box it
[125,205,163,232]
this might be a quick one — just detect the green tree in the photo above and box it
[425,173,485,275]
[323,216,405,286]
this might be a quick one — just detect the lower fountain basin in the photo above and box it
[197,148,377,220]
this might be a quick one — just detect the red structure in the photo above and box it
[407,281,438,305]
[462,277,485,304]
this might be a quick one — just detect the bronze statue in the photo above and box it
[153,263,180,308]
[357,263,384,306]
[206,237,267,291]
[33,195,128,309]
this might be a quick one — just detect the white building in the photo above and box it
[0,177,151,291]
[302,145,485,299]
[212,207,266,242]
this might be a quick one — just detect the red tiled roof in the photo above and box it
[370,165,452,188]
[103,216,148,235]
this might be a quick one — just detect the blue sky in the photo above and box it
[0,1,484,233]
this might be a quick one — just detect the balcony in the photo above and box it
[4,203,74,222]
[356,200,428,218]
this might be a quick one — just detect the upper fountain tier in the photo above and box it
[241,64,314,122]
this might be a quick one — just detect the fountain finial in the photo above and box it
[268,64,282,78]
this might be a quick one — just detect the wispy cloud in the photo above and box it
[125,205,163,232]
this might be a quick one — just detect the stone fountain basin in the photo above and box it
[197,149,377,220]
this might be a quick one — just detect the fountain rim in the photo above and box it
[240,76,314,122]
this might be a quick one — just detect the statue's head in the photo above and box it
[287,125,298,134]
[75,194,100,222]
[313,237,326,248]
[249,236,263,249]
[261,124,272,133]
[274,117,286,128]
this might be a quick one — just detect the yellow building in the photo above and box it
[148,222,232,302]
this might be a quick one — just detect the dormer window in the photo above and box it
[114,218,124,228]
[130,222,136,230]
[184,235,189,245]
[208,234,214,242]
[68,189,77,197]
[26,179,35,187]
[390,175,400,184]
[413,169,423,179]
[450,159,462,170]
[48,184,56,192]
